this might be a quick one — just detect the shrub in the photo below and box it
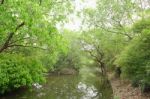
[0,53,45,94]
[115,18,150,92]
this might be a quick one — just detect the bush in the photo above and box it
[54,51,81,71]
[115,18,150,92]
[132,18,150,34]
[0,53,45,94]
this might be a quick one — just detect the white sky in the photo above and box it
[57,0,97,31]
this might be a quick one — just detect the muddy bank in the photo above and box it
[108,73,150,99]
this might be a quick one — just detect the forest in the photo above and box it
[0,0,150,99]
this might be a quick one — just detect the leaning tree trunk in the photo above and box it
[98,61,107,76]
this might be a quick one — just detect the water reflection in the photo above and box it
[33,83,42,89]
[77,82,99,99]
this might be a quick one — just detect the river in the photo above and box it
[0,67,113,99]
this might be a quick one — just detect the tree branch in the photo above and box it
[15,22,25,32]
[0,22,25,53]
[0,32,14,53]
[81,40,106,75]
[9,37,30,45]
[100,25,132,40]
[39,0,42,5]
[8,44,47,50]
[0,0,4,4]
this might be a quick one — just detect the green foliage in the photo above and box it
[54,31,82,70]
[81,29,126,70]
[115,18,150,91]
[0,0,68,53]
[0,0,71,94]
[0,0,150,95]
[0,53,46,94]
[81,0,150,92]
[132,17,150,34]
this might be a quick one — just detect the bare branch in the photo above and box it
[100,25,132,40]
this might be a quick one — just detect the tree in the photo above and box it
[81,0,150,39]
[0,0,73,53]
[79,0,150,77]
[0,0,72,94]
[54,31,82,71]
[115,18,150,92]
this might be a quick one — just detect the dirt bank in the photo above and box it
[108,73,150,99]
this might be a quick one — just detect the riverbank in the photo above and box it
[108,73,150,99]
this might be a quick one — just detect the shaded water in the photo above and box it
[0,67,113,99]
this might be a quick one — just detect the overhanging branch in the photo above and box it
[0,22,25,53]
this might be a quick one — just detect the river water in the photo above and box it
[0,67,113,99]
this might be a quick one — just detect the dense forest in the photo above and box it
[0,0,150,99]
